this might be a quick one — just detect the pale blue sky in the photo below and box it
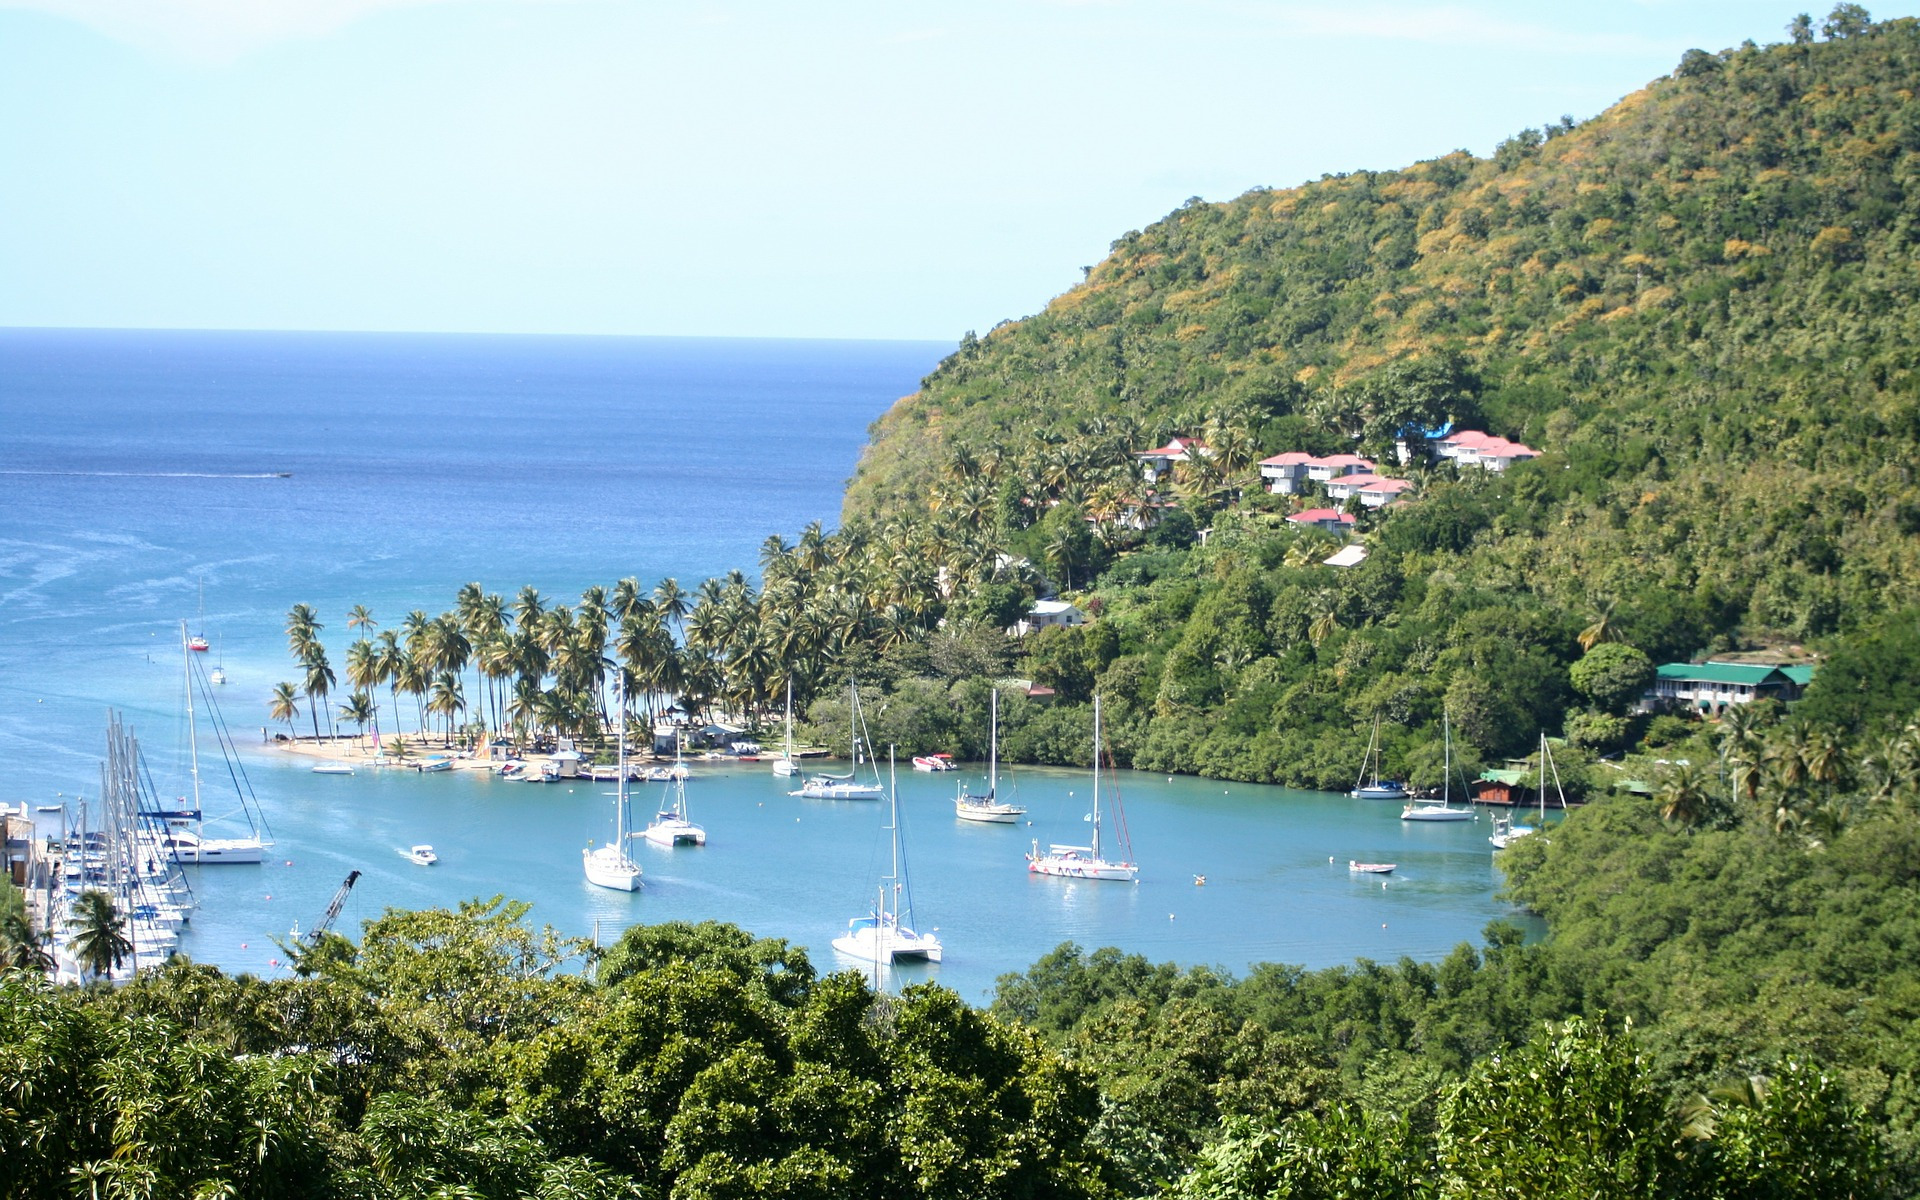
[1,2,1905,341]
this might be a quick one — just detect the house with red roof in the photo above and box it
[1325,473,1416,508]
[1304,453,1376,483]
[1134,436,1212,484]
[1435,430,1539,472]
[1286,508,1356,535]
[1258,451,1317,495]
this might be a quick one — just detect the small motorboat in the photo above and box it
[188,634,210,652]
[1349,861,1395,874]
[416,755,454,773]
[912,754,957,772]
[311,762,354,775]
[406,844,438,866]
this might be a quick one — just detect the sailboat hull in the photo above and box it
[583,845,642,890]
[832,916,942,962]
[955,800,1023,823]
[771,759,800,776]
[1401,805,1473,822]
[643,817,706,846]
[1028,848,1137,881]
[1350,784,1409,801]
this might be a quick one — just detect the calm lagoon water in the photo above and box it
[0,328,1531,1002]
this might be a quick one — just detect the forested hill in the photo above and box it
[848,14,1920,651]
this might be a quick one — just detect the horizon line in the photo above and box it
[0,322,957,347]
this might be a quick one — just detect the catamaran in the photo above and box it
[956,688,1026,823]
[643,730,707,847]
[583,679,643,891]
[833,753,942,964]
[1028,695,1137,881]
[1402,708,1474,822]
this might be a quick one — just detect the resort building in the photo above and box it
[1257,452,1317,494]
[1435,430,1540,472]
[1011,599,1087,637]
[1638,662,1815,715]
[1323,473,1415,508]
[1134,437,1212,484]
[1305,453,1376,483]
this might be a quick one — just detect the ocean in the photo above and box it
[0,328,1529,1001]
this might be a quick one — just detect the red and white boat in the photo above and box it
[912,753,956,772]
[188,634,210,652]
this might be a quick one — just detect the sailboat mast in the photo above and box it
[988,688,999,796]
[181,623,204,831]
[1442,708,1451,805]
[1091,695,1103,861]
[784,678,794,761]
[615,674,629,843]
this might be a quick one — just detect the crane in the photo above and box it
[305,869,361,945]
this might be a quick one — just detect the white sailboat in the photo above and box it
[643,730,707,847]
[187,578,210,653]
[956,689,1026,823]
[792,683,884,799]
[1028,695,1138,881]
[771,678,801,777]
[1402,708,1475,822]
[1349,713,1408,800]
[583,679,643,891]
[161,622,268,864]
[833,754,942,964]
[1491,732,1562,850]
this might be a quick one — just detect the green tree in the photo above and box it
[1569,643,1655,715]
[67,888,134,981]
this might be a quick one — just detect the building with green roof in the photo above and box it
[1640,661,1814,715]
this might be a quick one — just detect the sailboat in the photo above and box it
[1028,695,1137,881]
[1402,708,1474,822]
[792,683,884,799]
[956,689,1026,823]
[209,635,227,686]
[1491,732,1563,850]
[770,678,801,777]
[157,622,269,864]
[583,679,643,890]
[188,578,210,652]
[643,729,706,847]
[833,753,942,964]
[1349,713,1408,800]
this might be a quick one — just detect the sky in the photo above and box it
[2,1,1911,342]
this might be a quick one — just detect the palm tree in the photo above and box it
[0,905,52,972]
[428,674,465,747]
[1656,762,1715,828]
[654,578,690,635]
[269,682,301,739]
[346,603,377,642]
[1577,596,1620,653]
[285,603,321,662]
[302,647,336,744]
[338,691,376,750]
[67,889,132,981]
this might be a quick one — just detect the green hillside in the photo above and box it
[824,13,1920,790]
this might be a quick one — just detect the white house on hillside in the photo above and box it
[1134,437,1212,484]
[1011,599,1087,637]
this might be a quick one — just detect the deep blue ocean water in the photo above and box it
[0,328,1530,1002]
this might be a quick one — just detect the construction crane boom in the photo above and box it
[306,869,361,944]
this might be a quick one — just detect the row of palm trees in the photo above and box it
[1654,702,1917,841]
[270,513,1050,750]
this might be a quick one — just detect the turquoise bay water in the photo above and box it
[0,329,1530,1001]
